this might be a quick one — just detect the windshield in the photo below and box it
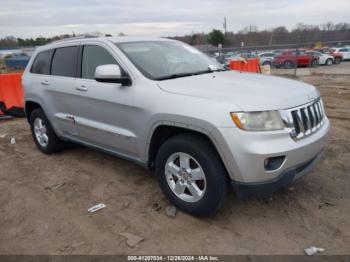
[116,41,223,80]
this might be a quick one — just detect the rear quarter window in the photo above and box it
[30,49,54,75]
[51,46,78,77]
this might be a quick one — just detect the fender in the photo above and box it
[142,114,241,181]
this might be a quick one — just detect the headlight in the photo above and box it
[230,111,283,131]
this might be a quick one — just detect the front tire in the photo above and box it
[155,134,228,217]
[325,58,333,66]
[29,108,65,154]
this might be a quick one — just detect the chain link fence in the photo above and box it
[199,39,350,75]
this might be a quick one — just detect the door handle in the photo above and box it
[75,85,88,91]
[65,115,76,123]
[41,80,50,86]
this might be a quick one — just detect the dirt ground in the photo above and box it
[0,74,349,255]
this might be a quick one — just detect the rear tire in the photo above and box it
[334,57,341,64]
[29,108,65,154]
[155,134,228,217]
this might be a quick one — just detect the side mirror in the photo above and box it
[95,64,130,85]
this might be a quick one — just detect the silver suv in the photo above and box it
[22,37,330,216]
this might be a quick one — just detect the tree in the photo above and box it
[240,24,258,34]
[207,29,225,47]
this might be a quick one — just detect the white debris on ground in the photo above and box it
[119,232,144,248]
[10,137,16,144]
[165,206,177,218]
[87,203,106,213]
[304,246,325,256]
[0,133,7,139]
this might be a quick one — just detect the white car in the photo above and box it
[331,47,350,60]
[258,52,276,66]
[306,51,334,66]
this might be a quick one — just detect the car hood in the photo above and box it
[157,71,319,111]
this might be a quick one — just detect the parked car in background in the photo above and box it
[216,53,246,67]
[306,51,334,66]
[331,47,350,60]
[240,52,254,59]
[258,52,276,66]
[273,50,319,69]
[4,54,30,69]
[314,48,343,64]
[22,36,330,216]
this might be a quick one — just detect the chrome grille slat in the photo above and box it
[296,110,305,134]
[319,100,324,118]
[303,107,312,132]
[316,102,323,121]
[307,106,315,128]
[283,98,325,140]
[310,105,318,129]
[313,104,320,125]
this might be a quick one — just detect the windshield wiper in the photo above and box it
[156,67,225,81]
[156,72,198,81]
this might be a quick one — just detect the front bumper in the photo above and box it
[211,117,330,185]
[231,150,323,199]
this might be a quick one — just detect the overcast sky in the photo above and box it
[0,0,349,38]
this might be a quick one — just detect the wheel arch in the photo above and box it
[145,119,237,181]
[25,100,42,122]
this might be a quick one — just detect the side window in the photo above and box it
[82,45,118,80]
[339,48,347,52]
[51,46,78,77]
[30,49,54,75]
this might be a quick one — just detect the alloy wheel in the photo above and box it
[33,117,49,147]
[165,152,207,203]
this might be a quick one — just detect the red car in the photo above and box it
[272,50,319,69]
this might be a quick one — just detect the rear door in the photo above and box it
[47,45,80,137]
[74,43,137,157]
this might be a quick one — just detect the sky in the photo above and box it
[0,0,349,38]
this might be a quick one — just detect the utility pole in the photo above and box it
[223,17,227,37]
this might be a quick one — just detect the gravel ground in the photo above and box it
[0,74,349,255]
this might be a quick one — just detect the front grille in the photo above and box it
[283,99,325,140]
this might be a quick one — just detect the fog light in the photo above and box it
[264,156,286,171]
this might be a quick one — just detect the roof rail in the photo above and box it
[51,35,100,44]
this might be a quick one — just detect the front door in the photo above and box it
[74,44,137,157]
